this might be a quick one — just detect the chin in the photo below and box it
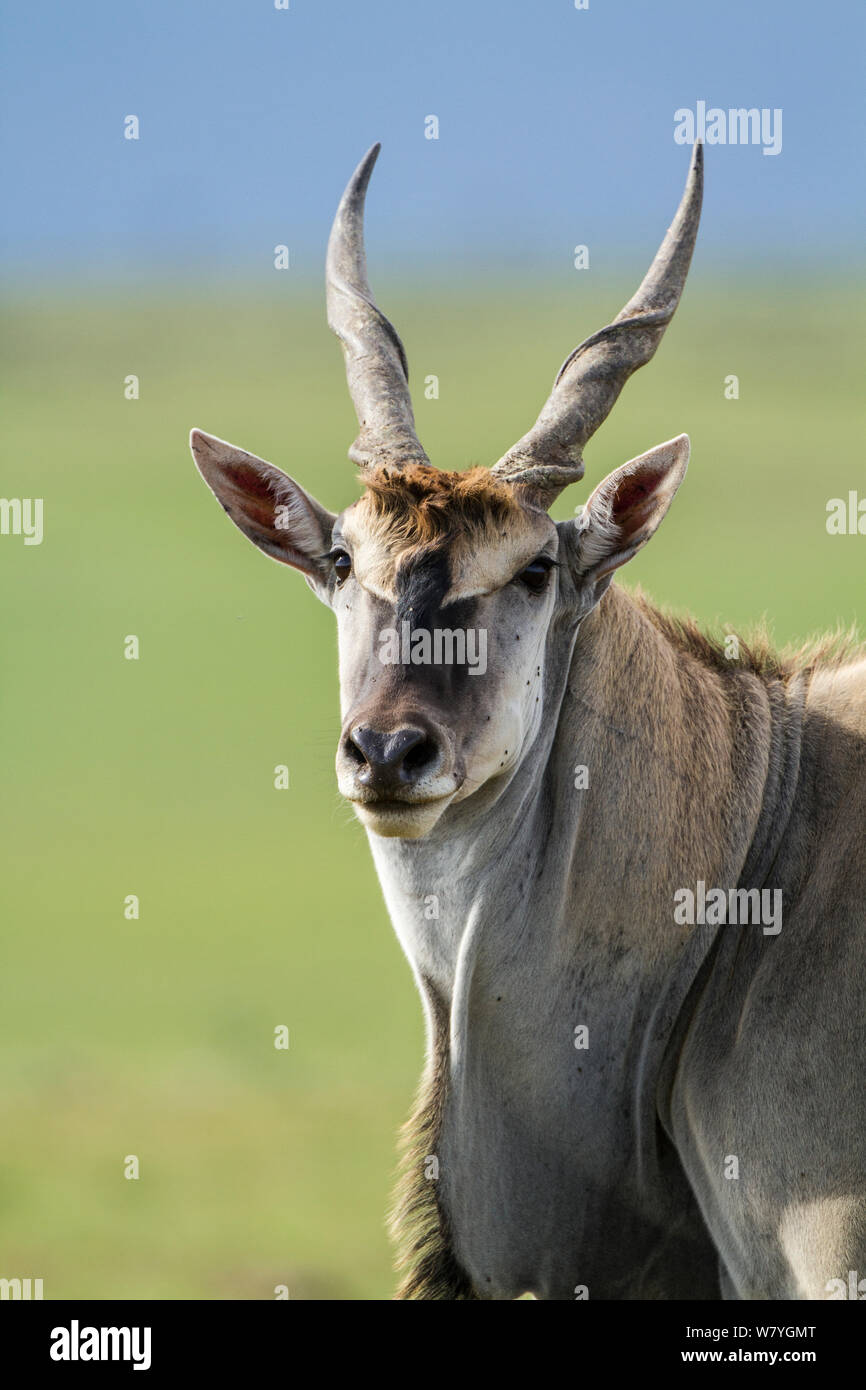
[351,798,451,839]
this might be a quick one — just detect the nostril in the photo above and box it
[403,737,438,777]
[345,729,367,766]
[345,724,441,788]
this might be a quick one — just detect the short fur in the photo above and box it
[359,463,528,555]
[384,584,865,1298]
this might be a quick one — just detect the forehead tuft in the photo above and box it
[341,464,554,601]
[358,463,526,547]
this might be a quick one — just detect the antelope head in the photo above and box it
[191,143,702,839]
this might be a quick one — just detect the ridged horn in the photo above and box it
[326,143,430,472]
[491,142,703,506]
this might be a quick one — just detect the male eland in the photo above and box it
[190,144,866,1300]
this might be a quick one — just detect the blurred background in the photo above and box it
[1,0,863,1298]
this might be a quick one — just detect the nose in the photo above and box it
[344,724,441,793]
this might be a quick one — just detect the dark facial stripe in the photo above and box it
[395,549,451,630]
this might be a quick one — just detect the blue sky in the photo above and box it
[2,0,863,281]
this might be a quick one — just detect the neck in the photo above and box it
[374,581,809,1298]
[371,583,802,1009]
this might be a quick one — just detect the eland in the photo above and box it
[190,144,866,1300]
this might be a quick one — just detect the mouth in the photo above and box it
[349,790,449,808]
[347,792,455,839]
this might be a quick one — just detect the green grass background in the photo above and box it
[1,277,863,1298]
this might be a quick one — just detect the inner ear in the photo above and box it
[190,429,336,581]
[565,433,690,587]
[609,466,669,532]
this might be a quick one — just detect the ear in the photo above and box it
[190,430,337,600]
[569,434,689,589]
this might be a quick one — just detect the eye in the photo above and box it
[331,549,352,585]
[518,557,554,594]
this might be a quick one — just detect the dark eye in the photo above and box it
[519,557,554,594]
[331,549,352,585]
